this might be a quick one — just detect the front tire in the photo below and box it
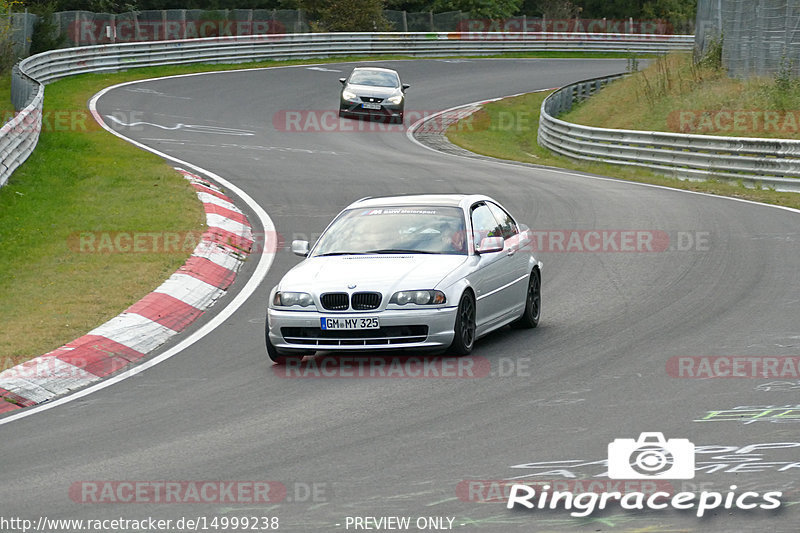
[449,291,476,355]
[513,269,541,329]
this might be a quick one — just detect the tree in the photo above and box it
[535,0,580,19]
[303,0,392,31]
[0,0,18,73]
[432,0,522,19]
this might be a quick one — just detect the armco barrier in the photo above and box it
[538,73,800,192]
[0,31,693,189]
[1,65,43,188]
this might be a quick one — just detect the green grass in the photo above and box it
[0,72,12,114]
[564,52,800,140]
[446,90,800,210]
[0,85,206,365]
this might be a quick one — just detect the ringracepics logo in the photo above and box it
[608,432,694,479]
[507,433,783,517]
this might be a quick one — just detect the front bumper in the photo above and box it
[267,306,457,351]
[339,100,404,120]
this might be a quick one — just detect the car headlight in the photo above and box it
[390,290,446,305]
[273,291,314,307]
[342,89,358,101]
[386,94,403,105]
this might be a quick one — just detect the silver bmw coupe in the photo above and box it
[266,194,541,364]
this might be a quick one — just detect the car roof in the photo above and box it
[351,66,399,74]
[347,194,495,210]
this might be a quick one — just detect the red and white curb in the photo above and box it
[0,169,252,413]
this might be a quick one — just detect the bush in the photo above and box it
[30,3,68,55]
[304,0,392,32]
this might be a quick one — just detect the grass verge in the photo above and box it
[0,85,206,366]
[446,90,800,211]
[565,52,800,140]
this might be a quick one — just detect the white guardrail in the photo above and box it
[539,74,800,192]
[3,31,694,188]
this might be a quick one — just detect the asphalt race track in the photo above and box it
[2,58,799,532]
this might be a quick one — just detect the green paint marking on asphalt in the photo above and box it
[217,505,280,514]
[426,496,460,506]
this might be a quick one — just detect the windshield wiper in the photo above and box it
[364,249,439,254]
[315,251,372,257]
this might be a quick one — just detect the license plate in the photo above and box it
[362,102,382,110]
[320,317,380,330]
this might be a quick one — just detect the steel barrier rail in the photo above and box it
[0,31,693,189]
[538,74,800,192]
[1,65,43,188]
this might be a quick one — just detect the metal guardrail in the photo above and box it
[1,31,693,189]
[1,65,43,187]
[538,73,800,192]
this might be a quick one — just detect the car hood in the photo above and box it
[280,254,467,294]
[345,84,401,98]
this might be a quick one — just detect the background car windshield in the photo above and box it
[349,70,399,88]
[313,206,467,256]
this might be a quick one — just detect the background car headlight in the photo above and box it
[390,290,446,305]
[342,89,358,101]
[273,291,314,307]
[386,94,403,105]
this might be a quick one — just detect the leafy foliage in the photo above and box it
[302,0,391,31]
[29,2,68,54]
[431,0,522,19]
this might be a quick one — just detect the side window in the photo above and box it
[470,203,503,247]
[487,202,518,239]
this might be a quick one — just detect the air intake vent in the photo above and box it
[351,292,382,310]
[320,292,349,310]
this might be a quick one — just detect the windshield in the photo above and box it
[312,206,467,256]
[348,70,400,88]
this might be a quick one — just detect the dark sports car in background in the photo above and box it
[338,66,409,123]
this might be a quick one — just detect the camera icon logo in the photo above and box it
[608,432,695,479]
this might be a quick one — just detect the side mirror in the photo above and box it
[339,78,347,85]
[475,236,504,254]
[291,240,310,257]
[402,83,410,92]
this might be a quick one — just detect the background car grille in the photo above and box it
[320,292,349,310]
[281,326,428,346]
[351,292,381,310]
[360,96,384,103]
